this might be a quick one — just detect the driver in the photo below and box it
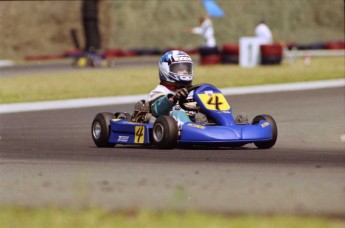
[148,50,194,126]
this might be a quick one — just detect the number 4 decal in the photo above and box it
[207,95,223,110]
[197,94,230,110]
[135,126,145,144]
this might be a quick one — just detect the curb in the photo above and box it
[0,60,14,68]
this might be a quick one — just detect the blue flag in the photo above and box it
[201,0,225,17]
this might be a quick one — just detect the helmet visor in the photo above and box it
[169,63,193,76]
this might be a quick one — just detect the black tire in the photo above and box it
[199,46,219,56]
[261,56,282,65]
[252,115,278,149]
[152,116,178,149]
[91,112,115,147]
[221,55,239,64]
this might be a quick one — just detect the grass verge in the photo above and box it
[0,57,344,104]
[1,207,344,228]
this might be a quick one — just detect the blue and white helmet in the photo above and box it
[159,50,193,85]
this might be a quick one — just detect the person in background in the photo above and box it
[255,20,273,44]
[187,15,216,48]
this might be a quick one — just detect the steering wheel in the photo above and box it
[178,84,203,111]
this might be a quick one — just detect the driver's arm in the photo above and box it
[150,94,174,117]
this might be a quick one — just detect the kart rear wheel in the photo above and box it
[252,115,278,149]
[153,116,178,149]
[91,112,116,147]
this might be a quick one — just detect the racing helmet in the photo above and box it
[159,50,193,86]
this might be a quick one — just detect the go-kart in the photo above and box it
[91,83,278,149]
[72,51,115,68]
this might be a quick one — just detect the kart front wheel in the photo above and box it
[252,114,278,149]
[91,112,116,148]
[152,116,178,149]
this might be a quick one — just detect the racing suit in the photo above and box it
[148,85,191,125]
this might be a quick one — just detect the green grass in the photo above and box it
[0,207,344,228]
[0,57,344,104]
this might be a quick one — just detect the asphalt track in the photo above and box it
[0,57,158,78]
[1,83,344,216]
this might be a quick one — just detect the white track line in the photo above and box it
[0,79,344,114]
[0,60,14,67]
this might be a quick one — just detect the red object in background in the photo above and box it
[200,54,222,65]
[25,54,64,61]
[64,48,82,57]
[325,41,345,50]
[260,44,283,56]
[222,44,239,55]
[122,50,137,57]
[260,44,283,65]
[221,43,239,64]
[103,49,138,58]
[103,49,126,58]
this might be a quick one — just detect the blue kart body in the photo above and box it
[106,84,276,148]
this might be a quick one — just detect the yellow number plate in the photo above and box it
[134,126,145,144]
[197,94,230,111]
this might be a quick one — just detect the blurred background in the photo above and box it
[0,0,344,60]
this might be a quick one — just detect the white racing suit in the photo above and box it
[148,85,191,126]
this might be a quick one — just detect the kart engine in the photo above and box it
[132,100,152,123]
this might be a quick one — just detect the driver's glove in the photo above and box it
[173,88,188,104]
